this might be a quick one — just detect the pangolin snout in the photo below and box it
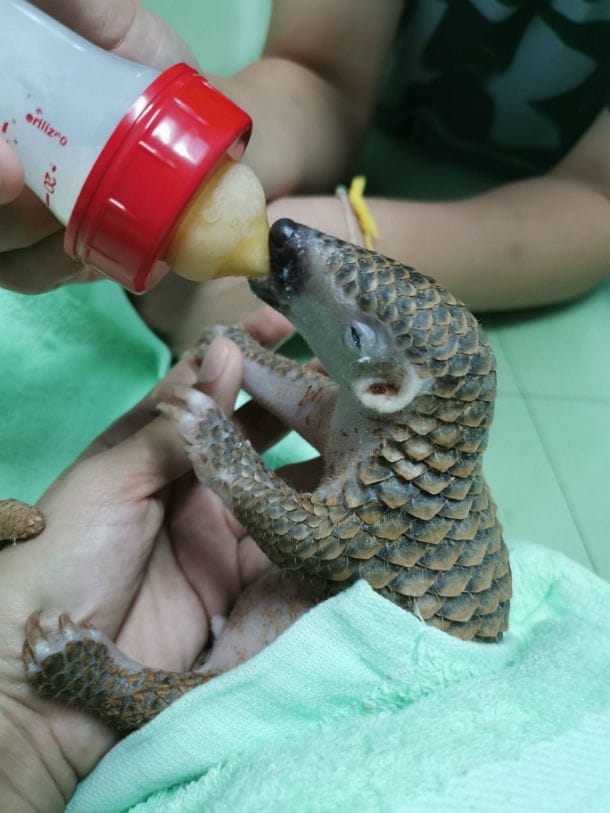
[249,219,308,310]
[269,217,299,250]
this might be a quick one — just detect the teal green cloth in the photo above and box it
[0,282,169,503]
[68,541,610,813]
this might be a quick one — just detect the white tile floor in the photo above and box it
[484,281,610,580]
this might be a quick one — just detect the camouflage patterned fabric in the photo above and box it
[376,0,609,176]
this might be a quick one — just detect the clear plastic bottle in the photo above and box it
[0,0,269,292]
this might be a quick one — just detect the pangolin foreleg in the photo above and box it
[160,389,339,588]
[192,326,337,451]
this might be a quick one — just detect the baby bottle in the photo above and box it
[0,0,269,292]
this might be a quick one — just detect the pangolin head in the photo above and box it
[251,219,496,416]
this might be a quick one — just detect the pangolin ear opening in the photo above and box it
[352,369,427,414]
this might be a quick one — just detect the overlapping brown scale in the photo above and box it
[436,591,480,622]
[439,495,474,520]
[455,532,491,567]
[304,533,345,561]
[473,607,510,639]
[424,448,459,473]
[416,537,465,570]
[445,456,480,482]
[387,564,438,597]
[376,537,430,567]
[344,532,385,560]
[413,469,452,495]
[358,459,394,484]
[403,493,445,520]
[367,513,413,541]
[355,500,388,523]
[403,436,436,461]
[355,557,401,589]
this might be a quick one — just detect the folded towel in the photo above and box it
[68,540,610,813]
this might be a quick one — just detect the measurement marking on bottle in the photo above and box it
[1,119,18,145]
[44,164,58,207]
[25,108,68,146]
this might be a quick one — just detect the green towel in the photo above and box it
[68,540,610,813]
[0,282,169,503]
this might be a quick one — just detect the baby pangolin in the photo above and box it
[23,219,511,733]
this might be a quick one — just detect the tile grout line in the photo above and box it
[519,393,597,575]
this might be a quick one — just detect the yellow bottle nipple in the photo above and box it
[165,158,270,282]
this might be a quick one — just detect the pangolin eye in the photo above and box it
[344,321,376,353]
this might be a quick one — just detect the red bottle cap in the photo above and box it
[64,63,252,293]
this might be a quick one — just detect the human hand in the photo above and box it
[0,0,198,294]
[0,337,276,812]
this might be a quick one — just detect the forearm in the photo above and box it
[375,176,610,310]
[269,175,610,311]
[212,57,363,199]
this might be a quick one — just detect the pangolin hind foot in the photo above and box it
[23,612,213,734]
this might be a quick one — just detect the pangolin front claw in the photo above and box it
[158,385,220,446]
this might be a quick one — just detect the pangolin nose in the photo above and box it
[268,218,306,294]
[269,218,298,249]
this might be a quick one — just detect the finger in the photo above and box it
[31,0,141,47]
[238,535,273,587]
[0,185,60,251]
[242,305,295,348]
[169,474,245,617]
[43,358,196,496]
[0,141,24,204]
[32,0,198,69]
[36,406,192,524]
[0,230,87,294]
[90,412,192,501]
[81,339,244,493]
[196,336,244,416]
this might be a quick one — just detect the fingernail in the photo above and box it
[198,338,229,383]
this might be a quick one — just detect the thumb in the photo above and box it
[195,336,244,415]
[0,141,24,204]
